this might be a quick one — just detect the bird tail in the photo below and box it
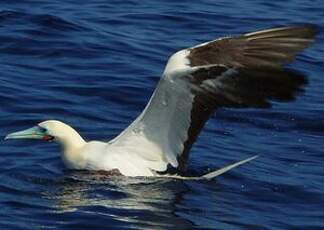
[200,155,258,180]
[161,155,258,180]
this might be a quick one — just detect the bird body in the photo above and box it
[5,25,317,178]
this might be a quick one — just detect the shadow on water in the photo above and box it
[41,171,202,228]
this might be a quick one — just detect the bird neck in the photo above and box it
[56,128,86,155]
[56,127,87,170]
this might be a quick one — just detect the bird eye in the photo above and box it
[38,126,47,133]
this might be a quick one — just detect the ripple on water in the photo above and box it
[0,1,324,229]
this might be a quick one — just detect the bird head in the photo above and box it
[5,120,85,147]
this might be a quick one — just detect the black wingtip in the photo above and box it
[295,23,318,38]
[278,23,318,38]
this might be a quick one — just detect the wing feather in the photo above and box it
[189,25,316,68]
[111,25,316,173]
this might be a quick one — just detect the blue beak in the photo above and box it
[5,126,46,140]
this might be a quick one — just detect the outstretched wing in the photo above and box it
[111,25,316,173]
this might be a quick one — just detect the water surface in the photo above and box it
[0,1,323,229]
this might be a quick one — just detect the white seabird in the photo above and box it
[5,25,316,179]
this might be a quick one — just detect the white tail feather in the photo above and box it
[160,155,258,180]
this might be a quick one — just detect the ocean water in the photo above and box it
[0,0,323,229]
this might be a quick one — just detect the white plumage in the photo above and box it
[5,25,316,178]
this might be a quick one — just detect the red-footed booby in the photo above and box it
[5,25,316,179]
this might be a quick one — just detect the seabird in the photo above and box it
[5,25,316,179]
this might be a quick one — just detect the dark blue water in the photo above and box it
[0,1,323,229]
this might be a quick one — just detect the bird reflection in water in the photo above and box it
[42,170,200,228]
